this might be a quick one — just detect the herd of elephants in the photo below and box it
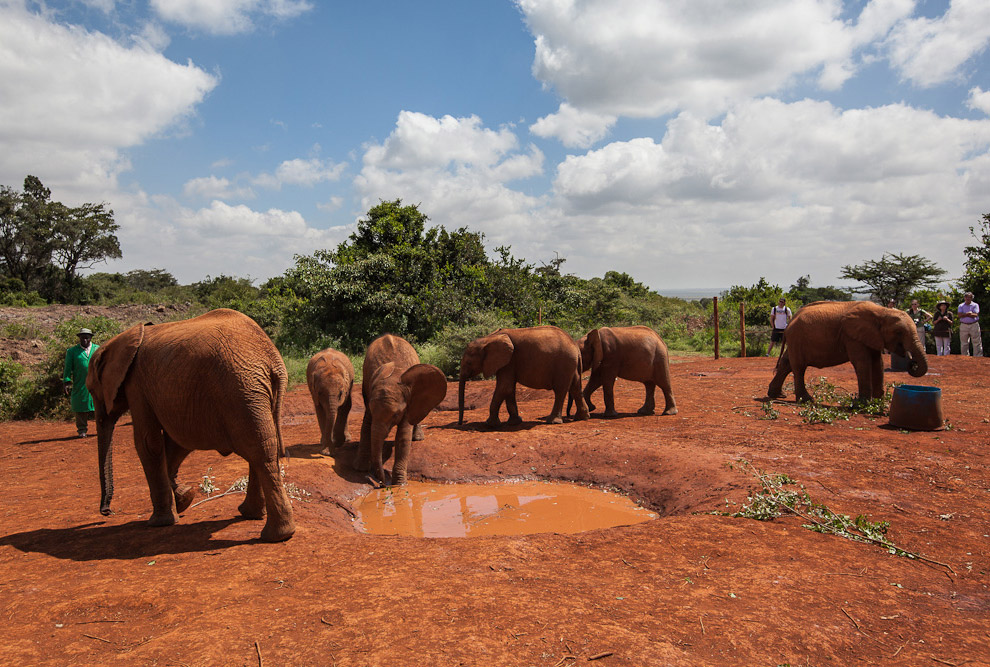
[83,300,928,542]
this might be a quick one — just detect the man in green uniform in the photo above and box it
[63,328,98,437]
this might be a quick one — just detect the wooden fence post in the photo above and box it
[713,296,720,359]
[739,302,746,358]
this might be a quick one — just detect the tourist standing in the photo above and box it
[932,301,953,356]
[957,292,983,357]
[63,328,99,437]
[766,298,792,357]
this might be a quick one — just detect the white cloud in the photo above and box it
[529,103,616,148]
[969,87,990,115]
[104,195,341,282]
[545,98,990,288]
[182,175,255,200]
[0,3,217,198]
[516,0,906,120]
[252,157,346,189]
[356,112,546,249]
[150,0,313,35]
[885,0,990,87]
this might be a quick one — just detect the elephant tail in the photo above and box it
[774,338,788,370]
[272,367,288,465]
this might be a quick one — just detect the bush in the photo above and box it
[6,315,123,421]
[416,310,517,377]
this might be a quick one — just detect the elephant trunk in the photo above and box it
[97,416,115,516]
[458,376,466,425]
[907,338,928,378]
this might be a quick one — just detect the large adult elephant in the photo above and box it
[573,326,678,417]
[458,326,590,427]
[358,334,447,486]
[767,300,928,403]
[86,309,295,542]
[306,347,354,456]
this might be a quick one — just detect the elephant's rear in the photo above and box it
[143,309,286,456]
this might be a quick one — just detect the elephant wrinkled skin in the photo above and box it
[306,347,354,455]
[575,325,677,418]
[357,334,447,486]
[458,325,589,427]
[767,300,928,404]
[86,308,295,542]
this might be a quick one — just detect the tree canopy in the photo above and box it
[960,213,990,308]
[839,253,947,305]
[0,175,120,302]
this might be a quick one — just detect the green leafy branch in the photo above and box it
[722,460,954,574]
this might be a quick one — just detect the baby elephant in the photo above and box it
[358,334,447,486]
[306,347,355,455]
[573,325,677,418]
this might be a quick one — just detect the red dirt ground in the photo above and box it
[1,354,989,666]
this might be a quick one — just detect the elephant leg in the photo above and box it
[314,399,331,453]
[792,364,813,403]
[638,382,657,415]
[583,372,601,413]
[238,465,266,519]
[767,354,792,399]
[331,392,351,450]
[601,370,619,418]
[870,351,884,400]
[369,420,392,486]
[391,422,413,486]
[505,384,522,426]
[354,409,373,471]
[847,344,875,403]
[567,371,589,421]
[487,372,514,427]
[131,415,177,527]
[253,456,295,542]
[164,434,195,513]
[657,372,678,416]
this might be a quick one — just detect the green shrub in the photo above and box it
[416,310,517,377]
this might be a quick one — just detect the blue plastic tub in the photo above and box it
[888,385,944,431]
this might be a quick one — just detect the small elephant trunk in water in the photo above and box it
[97,420,116,515]
[458,376,466,425]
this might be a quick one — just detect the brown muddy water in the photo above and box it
[353,480,657,538]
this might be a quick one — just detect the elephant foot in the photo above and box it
[795,394,814,404]
[260,517,295,543]
[484,417,502,429]
[412,425,425,441]
[148,511,177,527]
[661,406,678,416]
[585,400,597,413]
[573,410,589,421]
[767,388,785,399]
[237,498,266,520]
[604,409,620,419]
[174,484,196,514]
[505,415,523,426]
[637,406,656,416]
[546,415,563,424]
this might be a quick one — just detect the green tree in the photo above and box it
[0,175,120,302]
[722,278,785,327]
[960,213,990,308]
[786,275,851,305]
[839,253,947,306]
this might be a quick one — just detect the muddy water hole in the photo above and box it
[2,354,989,665]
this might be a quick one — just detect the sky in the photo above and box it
[2,0,990,293]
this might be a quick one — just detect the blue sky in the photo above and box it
[2,0,990,292]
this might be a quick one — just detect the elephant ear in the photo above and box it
[481,333,514,378]
[842,304,885,350]
[370,361,397,390]
[401,364,448,425]
[588,329,605,372]
[87,323,144,412]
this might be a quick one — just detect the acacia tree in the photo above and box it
[0,175,120,301]
[839,253,947,305]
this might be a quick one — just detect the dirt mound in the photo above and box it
[1,352,989,665]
